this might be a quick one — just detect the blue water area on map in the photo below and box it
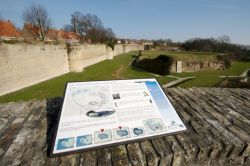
[56,137,74,150]
[87,110,116,117]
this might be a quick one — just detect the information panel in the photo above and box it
[51,79,187,156]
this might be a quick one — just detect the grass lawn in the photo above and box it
[0,52,176,103]
[141,51,219,62]
[171,61,250,87]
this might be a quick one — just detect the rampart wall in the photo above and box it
[0,44,69,95]
[0,43,143,95]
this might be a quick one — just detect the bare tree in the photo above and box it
[0,13,3,20]
[71,11,82,34]
[105,28,115,40]
[218,35,231,43]
[80,14,109,43]
[63,24,73,32]
[23,4,52,41]
[82,14,104,31]
[66,11,115,43]
[65,11,87,40]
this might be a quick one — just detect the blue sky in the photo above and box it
[0,0,249,44]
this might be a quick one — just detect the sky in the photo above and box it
[0,0,250,45]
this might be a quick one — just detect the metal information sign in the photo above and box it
[51,78,187,156]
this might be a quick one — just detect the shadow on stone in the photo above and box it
[45,97,63,157]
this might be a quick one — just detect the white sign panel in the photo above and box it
[51,79,187,156]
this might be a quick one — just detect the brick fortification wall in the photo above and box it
[0,43,143,95]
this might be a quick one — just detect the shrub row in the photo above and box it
[132,55,173,75]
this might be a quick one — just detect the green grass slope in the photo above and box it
[0,52,175,103]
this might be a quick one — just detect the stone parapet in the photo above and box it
[0,88,249,165]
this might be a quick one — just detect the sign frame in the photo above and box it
[50,78,188,157]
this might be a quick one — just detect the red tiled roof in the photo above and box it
[47,29,80,41]
[0,20,20,37]
[47,29,60,40]
[22,24,80,41]
[22,23,39,35]
[62,31,80,40]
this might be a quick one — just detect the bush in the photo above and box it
[3,39,19,44]
[144,45,150,50]
[132,55,173,75]
[66,43,73,54]
[216,55,231,69]
[106,40,115,50]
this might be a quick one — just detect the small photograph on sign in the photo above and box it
[143,118,166,134]
[113,126,131,140]
[131,127,145,137]
[94,129,112,144]
[56,137,74,150]
[76,135,92,147]
[112,93,120,100]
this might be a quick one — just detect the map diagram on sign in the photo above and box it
[70,85,116,118]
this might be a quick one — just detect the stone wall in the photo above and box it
[171,61,225,73]
[68,44,144,72]
[113,44,124,56]
[124,44,144,53]
[0,43,69,96]
[0,43,143,95]
[68,44,108,72]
